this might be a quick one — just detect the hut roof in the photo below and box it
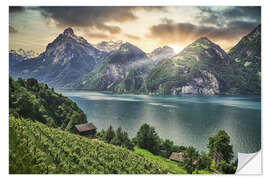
[169,152,184,162]
[75,122,96,133]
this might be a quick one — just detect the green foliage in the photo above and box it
[228,25,261,95]
[104,125,116,143]
[134,147,188,174]
[182,146,199,174]
[134,123,161,155]
[97,126,134,150]
[160,139,174,158]
[197,151,212,171]
[216,161,236,174]
[9,76,87,131]
[9,116,169,174]
[145,37,237,94]
[207,130,233,163]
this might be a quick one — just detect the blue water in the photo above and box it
[57,90,261,157]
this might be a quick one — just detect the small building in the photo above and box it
[74,122,97,138]
[169,152,184,162]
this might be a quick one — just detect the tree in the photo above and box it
[197,151,212,170]
[104,126,115,143]
[160,139,174,158]
[182,146,199,174]
[216,161,236,174]
[135,123,161,155]
[207,130,233,166]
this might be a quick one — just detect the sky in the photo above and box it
[9,6,261,54]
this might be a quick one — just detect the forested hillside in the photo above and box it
[228,25,261,94]
[9,76,87,131]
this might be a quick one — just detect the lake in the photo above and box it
[57,90,261,157]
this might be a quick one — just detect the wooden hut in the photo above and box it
[169,152,184,162]
[74,122,97,138]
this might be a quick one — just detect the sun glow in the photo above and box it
[171,44,184,54]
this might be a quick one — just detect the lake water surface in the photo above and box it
[57,90,261,157]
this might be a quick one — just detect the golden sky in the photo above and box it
[9,6,260,54]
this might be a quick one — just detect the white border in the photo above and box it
[2,0,269,180]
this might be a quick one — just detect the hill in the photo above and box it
[9,116,171,174]
[9,76,87,131]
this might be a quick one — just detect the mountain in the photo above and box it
[10,28,107,87]
[9,49,39,69]
[145,37,236,95]
[228,24,261,94]
[94,40,124,53]
[148,46,175,64]
[71,42,154,93]
[13,49,39,59]
[9,50,25,67]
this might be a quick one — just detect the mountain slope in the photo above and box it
[148,46,175,64]
[72,42,154,93]
[145,37,236,95]
[10,28,107,87]
[228,24,261,94]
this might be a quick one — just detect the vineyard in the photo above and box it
[9,116,172,174]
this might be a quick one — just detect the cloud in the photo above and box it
[147,7,260,50]
[9,6,25,13]
[147,19,260,50]
[9,26,18,33]
[198,6,261,26]
[36,7,167,35]
[84,32,110,39]
[124,33,140,40]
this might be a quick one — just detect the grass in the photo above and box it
[134,147,186,174]
[134,147,214,174]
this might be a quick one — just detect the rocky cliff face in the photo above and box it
[171,70,220,95]
[146,37,234,95]
[10,28,106,87]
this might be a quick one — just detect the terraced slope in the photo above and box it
[9,116,171,174]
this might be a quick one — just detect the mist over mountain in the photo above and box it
[70,42,154,93]
[148,46,175,64]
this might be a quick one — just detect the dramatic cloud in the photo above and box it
[9,26,18,33]
[124,33,140,40]
[198,6,261,26]
[147,7,260,50]
[148,20,259,43]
